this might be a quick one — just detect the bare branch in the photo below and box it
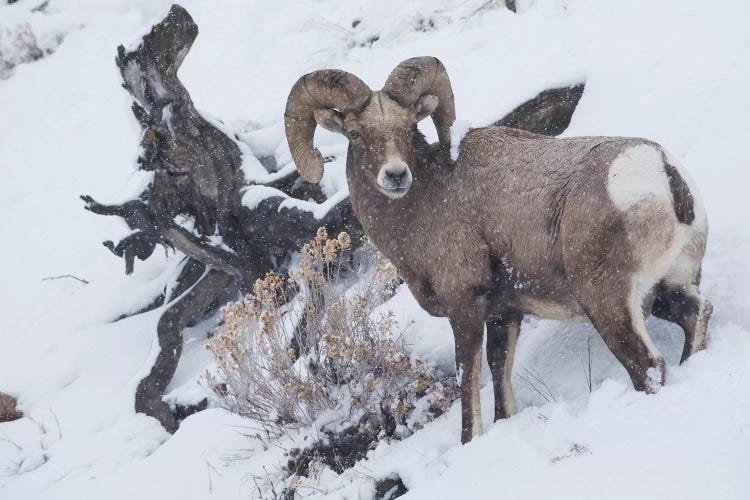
[41,274,89,285]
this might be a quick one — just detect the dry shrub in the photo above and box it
[0,23,61,79]
[205,228,454,436]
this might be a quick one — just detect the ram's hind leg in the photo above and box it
[486,311,522,421]
[579,284,666,393]
[652,282,713,363]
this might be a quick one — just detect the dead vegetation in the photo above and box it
[205,229,456,495]
[206,228,455,437]
[0,23,63,79]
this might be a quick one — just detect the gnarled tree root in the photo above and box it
[135,267,234,432]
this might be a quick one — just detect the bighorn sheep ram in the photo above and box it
[284,57,713,444]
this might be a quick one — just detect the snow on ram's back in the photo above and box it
[0,0,748,499]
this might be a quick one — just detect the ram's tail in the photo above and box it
[662,153,695,225]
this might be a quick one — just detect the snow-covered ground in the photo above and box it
[1,0,749,498]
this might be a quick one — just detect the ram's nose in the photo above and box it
[385,168,408,187]
[377,162,413,199]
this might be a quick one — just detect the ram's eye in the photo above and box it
[348,130,362,141]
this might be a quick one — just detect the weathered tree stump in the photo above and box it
[82,5,361,431]
[82,4,584,431]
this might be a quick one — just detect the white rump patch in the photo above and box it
[607,144,671,211]
[450,120,472,161]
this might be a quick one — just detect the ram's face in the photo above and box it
[314,91,438,199]
[346,94,418,199]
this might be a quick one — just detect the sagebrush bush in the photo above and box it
[0,23,54,80]
[205,227,454,436]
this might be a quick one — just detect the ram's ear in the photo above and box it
[415,94,439,122]
[313,109,346,134]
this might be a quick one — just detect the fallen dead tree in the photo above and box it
[81,5,360,432]
[81,4,584,432]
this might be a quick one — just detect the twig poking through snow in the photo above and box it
[51,410,62,439]
[551,443,591,464]
[580,331,593,393]
[0,437,22,451]
[516,368,556,403]
[41,274,89,285]
[203,456,221,493]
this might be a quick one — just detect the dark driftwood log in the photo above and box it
[493,83,585,136]
[82,4,584,432]
[82,5,362,431]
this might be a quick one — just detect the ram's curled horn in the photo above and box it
[382,56,456,149]
[284,70,371,183]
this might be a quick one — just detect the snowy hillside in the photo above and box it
[1,0,749,498]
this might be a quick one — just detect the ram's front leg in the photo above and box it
[450,313,485,444]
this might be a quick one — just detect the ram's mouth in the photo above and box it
[380,185,410,199]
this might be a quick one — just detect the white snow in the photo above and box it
[241,184,290,210]
[1,0,749,499]
[449,120,472,161]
